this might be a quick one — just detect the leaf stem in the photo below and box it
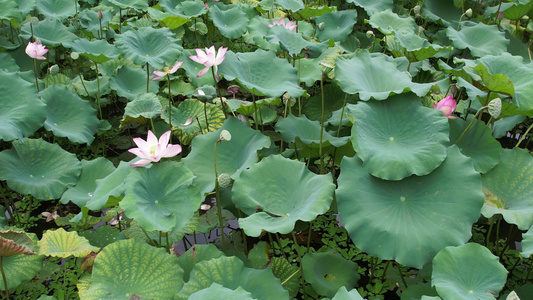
[167,73,173,141]
[515,122,533,148]
[319,75,325,174]
[0,256,9,300]
[454,106,488,145]
[32,58,40,92]
[211,66,228,119]
[214,141,226,251]
[94,62,103,119]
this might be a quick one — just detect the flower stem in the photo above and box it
[454,106,487,145]
[32,58,40,92]
[146,62,150,93]
[515,122,533,148]
[203,101,210,132]
[167,73,173,141]
[214,142,226,251]
[211,66,228,119]
[319,75,325,174]
[94,62,103,119]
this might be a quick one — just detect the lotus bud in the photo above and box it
[219,129,231,142]
[30,17,40,26]
[49,64,59,75]
[488,98,502,119]
[465,8,472,18]
[498,12,504,20]
[71,52,79,60]
[418,26,425,36]
[366,30,374,39]
[413,5,421,15]
[318,22,325,30]
[98,10,103,19]
[227,85,240,94]
[433,95,457,119]
[217,173,232,188]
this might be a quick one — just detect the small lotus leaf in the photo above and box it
[182,117,271,195]
[39,228,99,258]
[368,9,417,35]
[0,70,46,141]
[177,244,225,282]
[394,32,446,62]
[275,114,350,148]
[315,10,357,42]
[80,226,119,249]
[481,148,533,230]
[337,146,485,268]
[115,27,182,69]
[109,66,159,101]
[64,39,119,63]
[175,0,207,18]
[0,253,44,291]
[266,24,311,56]
[446,22,509,57]
[147,7,189,29]
[78,9,113,34]
[347,0,393,16]
[432,243,508,299]
[189,283,255,299]
[107,0,148,10]
[331,287,366,300]
[349,94,449,180]
[20,19,77,46]
[0,138,81,200]
[0,0,22,26]
[209,5,250,39]
[83,239,184,299]
[85,161,130,211]
[177,256,289,299]
[522,224,533,258]
[448,118,502,174]
[121,92,162,126]
[37,0,78,19]
[234,155,335,236]
[219,49,305,98]
[40,85,100,144]
[301,251,360,298]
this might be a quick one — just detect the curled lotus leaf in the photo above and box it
[0,230,38,257]
[521,224,533,258]
[347,0,393,16]
[39,228,99,258]
[367,9,417,35]
[446,22,509,57]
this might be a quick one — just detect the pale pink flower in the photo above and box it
[128,130,182,167]
[25,41,48,60]
[268,19,297,31]
[189,45,228,77]
[433,95,457,119]
[197,89,205,95]
[150,61,183,81]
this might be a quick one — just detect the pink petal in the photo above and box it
[132,137,149,150]
[196,66,210,77]
[130,159,152,167]
[158,130,172,148]
[160,144,182,158]
[267,24,274,27]
[169,61,183,73]
[146,130,158,146]
[215,46,227,65]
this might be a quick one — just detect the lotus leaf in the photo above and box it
[107,0,148,10]
[64,39,119,63]
[85,161,131,211]
[80,226,119,249]
[121,92,162,126]
[0,253,44,291]
[298,58,322,87]
[178,244,225,282]
[0,230,37,256]
[39,228,99,258]
[175,0,207,18]
[522,224,533,258]
[471,63,515,96]
[503,1,533,20]
[432,243,508,299]
[331,287,366,300]
[337,146,485,268]
[347,0,393,16]
[481,148,533,230]
[83,239,184,299]
[446,22,509,57]
[182,117,271,195]
[394,32,446,62]
[368,9,417,35]
[0,0,21,26]
[189,283,255,299]
[36,0,78,19]
[421,0,462,27]
[234,155,335,236]
[315,10,357,42]
[177,256,289,299]
[219,49,305,98]
[20,19,77,46]
[209,5,250,39]
[269,257,299,297]
[275,114,349,148]
[109,66,159,101]
[266,24,311,56]
[303,83,357,121]
[147,7,190,29]
[0,70,46,141]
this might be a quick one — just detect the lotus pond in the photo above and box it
[1,0,533,299]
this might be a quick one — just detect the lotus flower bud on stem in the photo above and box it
[366,30,374,39]
[488,98,502,119]
[465,8,473,18]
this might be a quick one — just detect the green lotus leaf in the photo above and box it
[503,1,533,19]
[493,115,526,138]
[269,257,299,297]
[346,0,393,16]
[109,66,159,101]
[337,146,485,268]
[481,148,533,230]
[99,58,140,77]
[64,39,119,63]
[368,9,417,35]
[421,0,462,27]
[20,19,77,46]
[40,85,100,144]
[446,22,509,57]
[0,52,19,72]
[522,224,533,258]
[394,32,446,62]
[162,98,225,145]
[298,58,322,87]
[84,239,183,299]
[80,226,119,249]
[303,83,357,122]
[331,287,366,300]
[0,0,22,26]
[0,138,80,200]
[266,24,311,56]
[189,283,255,299]
[219,49,305,98]
[448,118,502,174]
[315,10,357,42]
[349,94,449,180]
[182,117,271,195]
[60,158,116,208]
[209,5,249,39]
[432,243,507,299]
[147,7,190,29]
[78,9,113,34]
[177,256,289,299]
[175,0,207,18]
[73,75,111,98]
[0,253,44,291]
[36,0,78,19]
[292,5,335,20]
[275,114,349,148]
[234,155,335,236]
[115,27,182,69]
[246,16,280,52]
[181,49,216,86]
[335,51,435,100]
[401,283,439,300]
[39,228,99,258]
[120,161,201,232]
[471,63,515,96]
[121,92,162,126]
[178,244,225,282]
[107,0,148,10]
[0,70,46,141]
[0,230,37,256]
[301,251,360,298]
[275,0,303,11]
[85,161,130,211]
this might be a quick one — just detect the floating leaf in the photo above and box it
[348,94,449,180]
[446,22,509,57]
[0,138,81,200]
[39,228,99,258]
[315,10,357,42]
[432,243,508,299]
[209,5,250,39]
[337,146,484,268]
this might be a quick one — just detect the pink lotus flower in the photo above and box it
[268,19,297,31]
[433,95,457,119]
[25,41,48,60]
[189,45,228,77]
[128,130,182,167]
[150,61,183,81]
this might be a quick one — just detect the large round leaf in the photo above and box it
[115,27,182,69]
[368,9,417,35]
[20,19,77,46]
[40,85,100,144]
[177,256,289,299]
[0,70,46,141]
[275,114,350,148]
[446,22,509,57]
[347,0,393,16]
[209,5,250,39]
[121,92,162,126]
[336,146,485,268]
[109,66,159,101]
[121,161,202,232]
[315,10,357,42]
[448,118,502,174]
[431,243,508,300]
[481,148,533,230]
[348,94,449,180]
[37,0,78,19]
[39,228,99,258]
[182,117,271,195]
[522,224,533,258]
[83,239,184,299]
[0,254,44,291]
[0,138,81,200]
[219,49,305,98]
[64,39,119,63]
[0,229,38,257]
[265,25,311,56]
[301,251,360,298]
[189,283,255,299]
[85,161,130,211]
[233,155,335,236]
